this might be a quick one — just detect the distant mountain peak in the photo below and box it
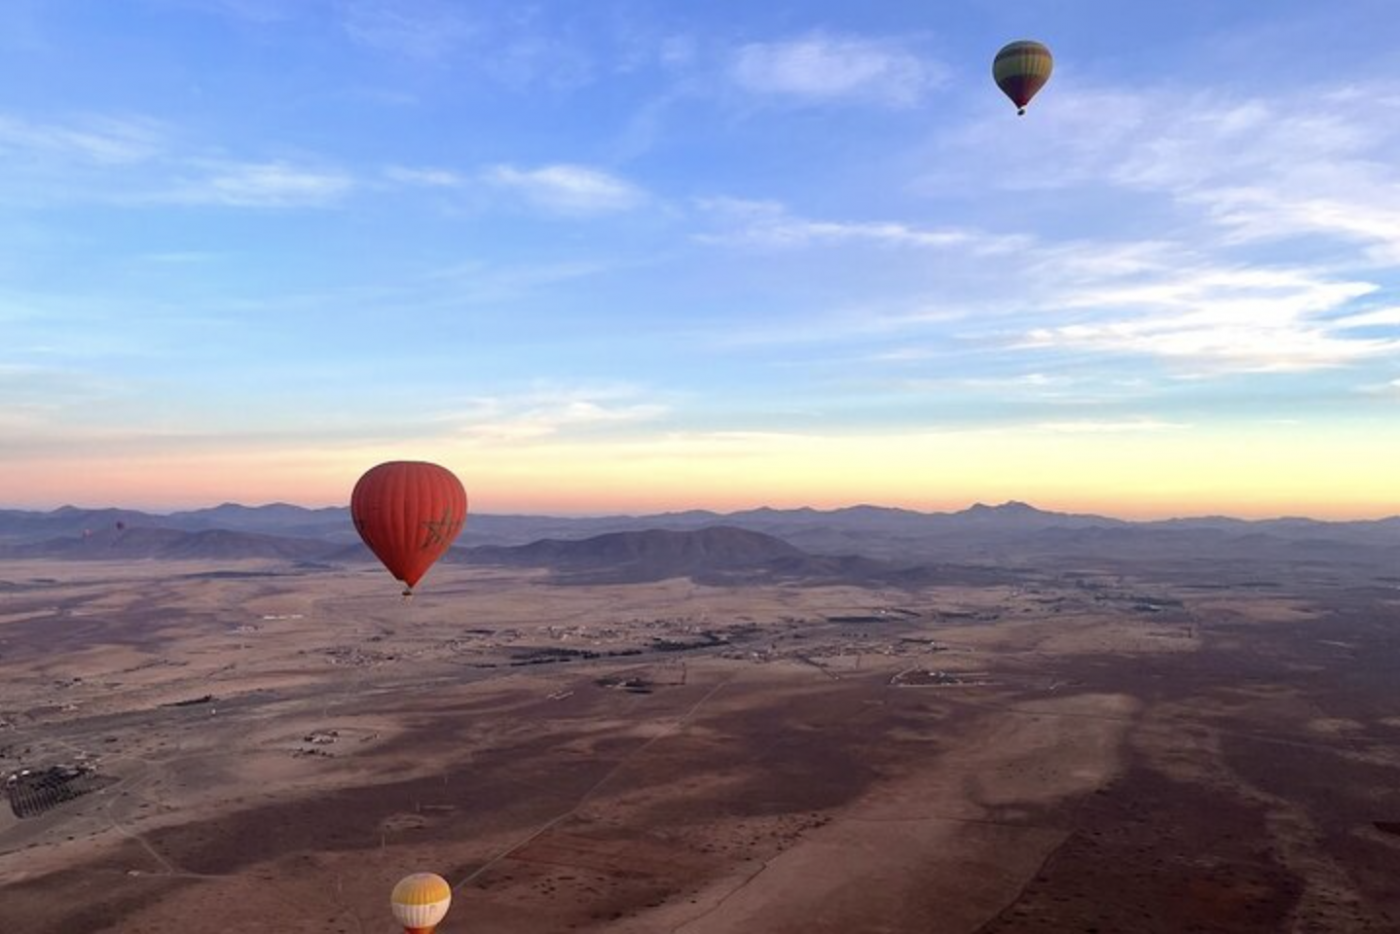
[965,500,1041,514]
[465,525,807,583]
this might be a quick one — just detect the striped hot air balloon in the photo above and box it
[993,40,1053,115]
[351,461,467,597]
[391,872,452,934]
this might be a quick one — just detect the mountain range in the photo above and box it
[1,501,1397,583]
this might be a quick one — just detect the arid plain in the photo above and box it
[2,556,1399,933]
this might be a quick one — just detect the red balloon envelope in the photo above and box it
[351,461,467,594]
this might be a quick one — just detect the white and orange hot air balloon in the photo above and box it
[391,872,452,933]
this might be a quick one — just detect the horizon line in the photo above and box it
[6,499,1399,526]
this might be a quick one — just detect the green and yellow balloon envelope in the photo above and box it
[994,40,1054,115]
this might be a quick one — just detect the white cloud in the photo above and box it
[918,83,1400,375]
[0,114,164,164]
[446,387,667,442]
[1024,265,1400,372]
[384,165,466,188]
[730,33,944,107]
[950,83,1400,265]
[1356,377,1400,398]
[479,33,594,92]
[420,259,612,305]
[165,161,353,207]
[487,164,643,215]
[870,347,955,363]
[339,1,591,89]
[1034,418,1190,434]
[978,372,1072,390]
[1200,185,1400,264]
[696,198,1022,253]
[1333,307,1400,329]
[0,111,365,211]
[689,190,1399,378]
[659,35,698,69]
[1060,268,1376,321]
[342,0,475,60]
[1022,240,1178,282]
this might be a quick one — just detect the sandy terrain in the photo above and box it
[1,559,1398,932]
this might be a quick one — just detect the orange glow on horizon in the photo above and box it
[2,423,1396,521]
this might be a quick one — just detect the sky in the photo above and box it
[1,0,1398,518]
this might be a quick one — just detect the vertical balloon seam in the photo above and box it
[399,466,414,581]
[395,465,411,582]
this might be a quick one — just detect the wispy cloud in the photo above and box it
[422,258,612,304]
[443,386,667,442]
[1059,268,1375,319]
[163,160,354,207]
[0,113,165,164]
[905,83,1400,376]
[949,82,1400,266]
[1034,418,1190,434]
[1024,265,1399,372]
[478,31,595,92]
[898,371,1078,391]
[0,111,359,210]
[183,258,614,325]
[696,198,1022,253]
[341,0,475,61]
[487,163,644,215]
[1201,184,1400,265]
[384,165,467,188]
[1333,307,1400,329]
[1021,240,1179,283]
[0,357,136,429]
[1359,377,1400,397]
[688,190,1400,379]
[338,1,592,89]
[730,32,944,107]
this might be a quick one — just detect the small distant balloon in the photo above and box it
[351,461,467,596]
[391,872,452,934]
[993,40,1053,115]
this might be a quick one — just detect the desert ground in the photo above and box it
[2,559,1398,932]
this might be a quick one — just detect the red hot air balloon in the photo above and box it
[351,461,467,596]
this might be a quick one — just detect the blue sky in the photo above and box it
[2,1,1398,516]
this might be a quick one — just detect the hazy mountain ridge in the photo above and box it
[5,500,1396,544]
[460,527,1022,587]
[0,526,336,562]
[465,526,805,568]
[463,526,811,584]
[0,521,1033,588]
[1,502,1397,579]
